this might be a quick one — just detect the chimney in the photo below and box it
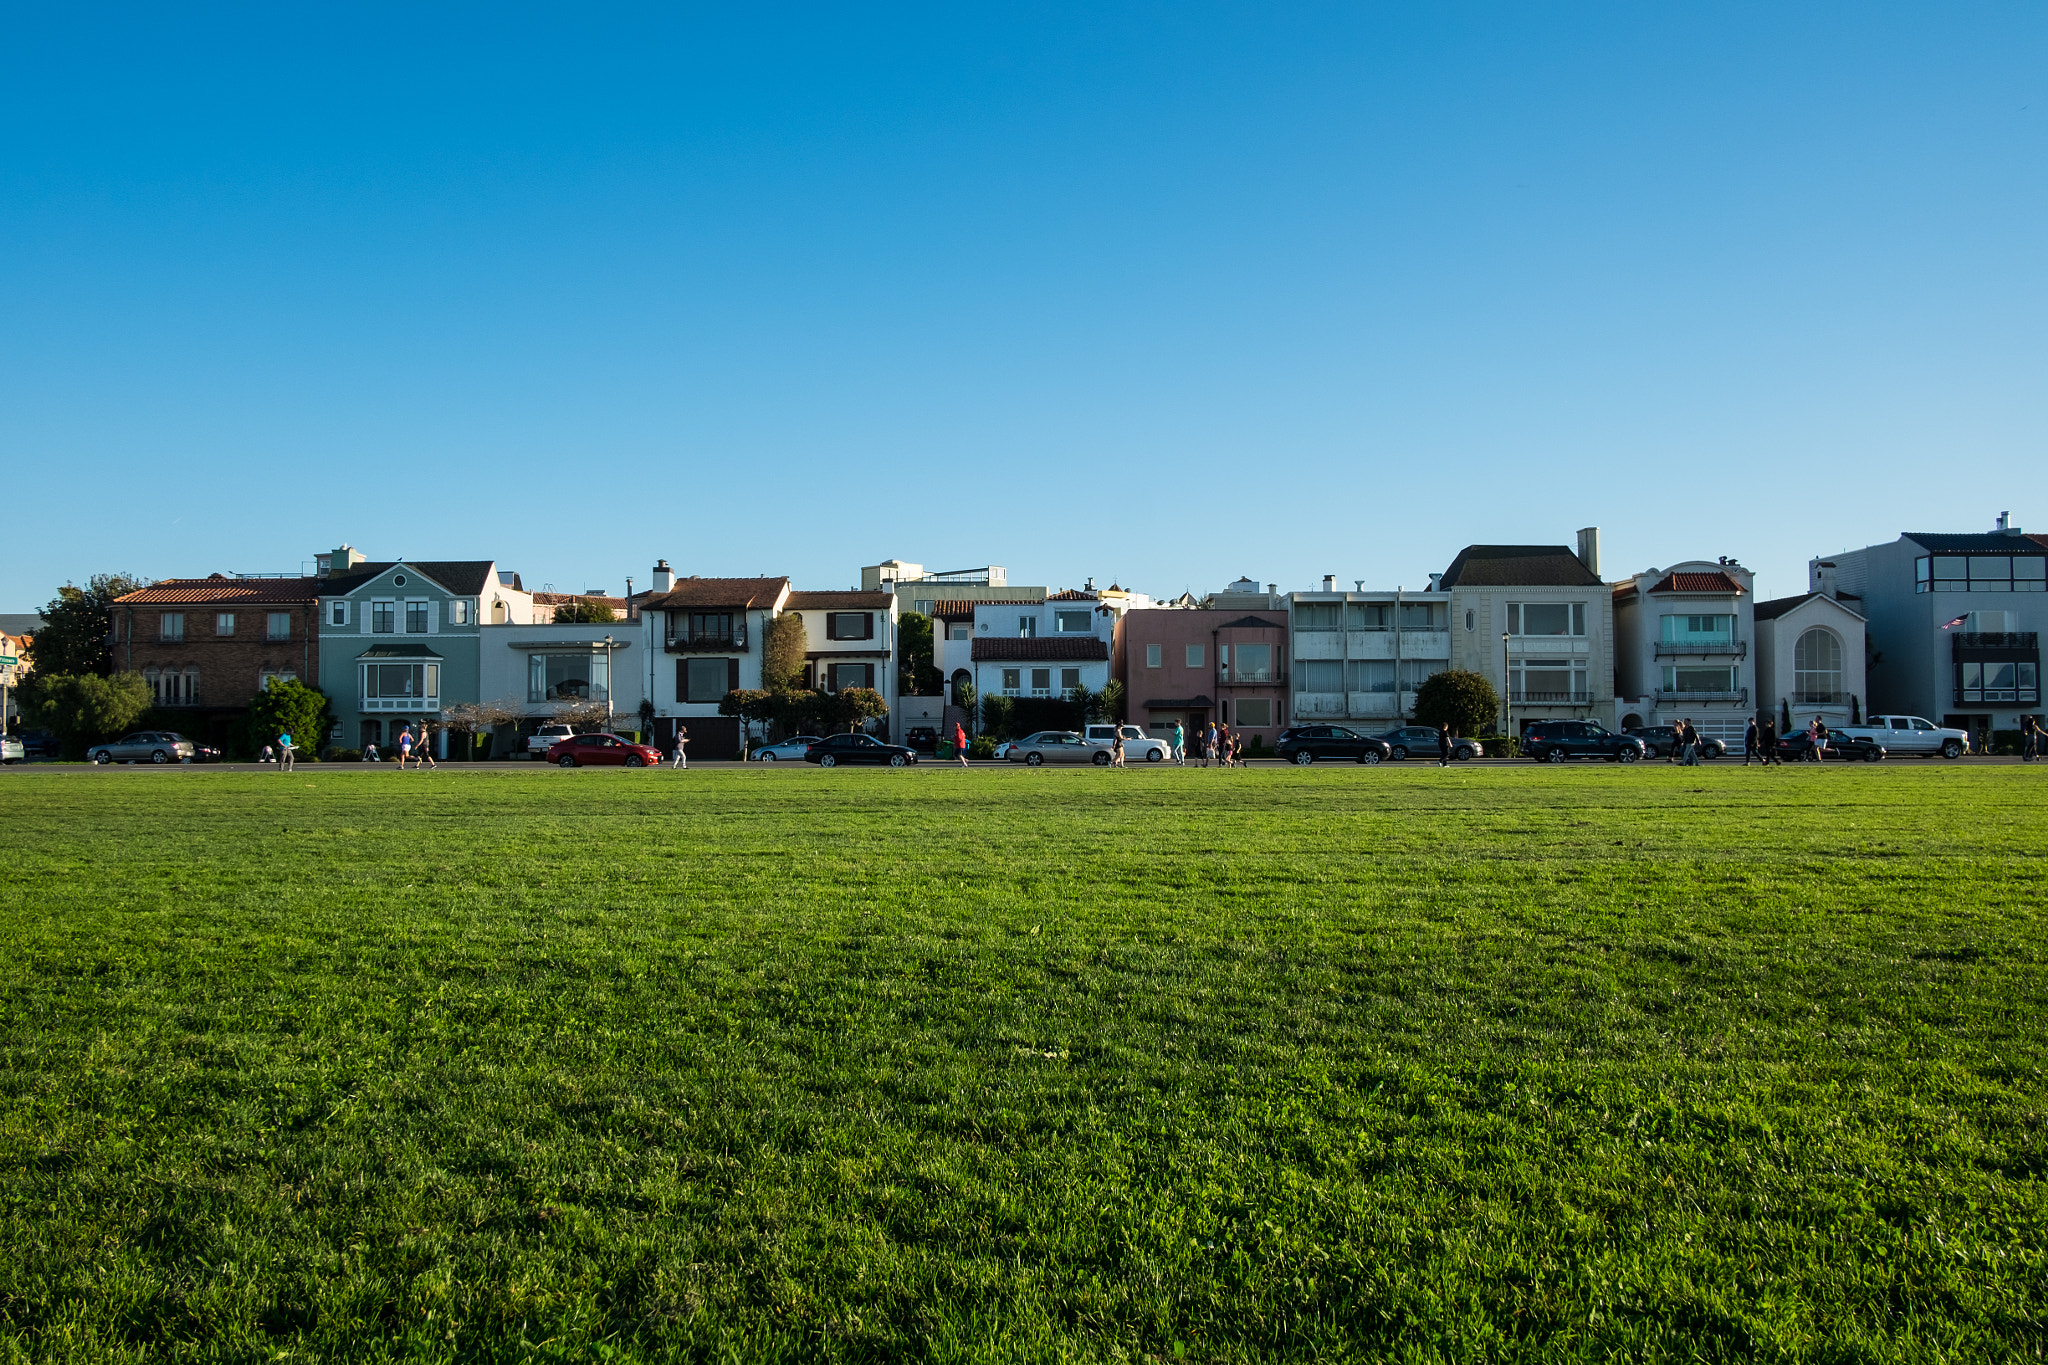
[651,559,673,592]
[1085,576,1095,592]
[1816,562,1839,599]
[1575,528,1601,577]
[1269,584,1278,596]
[1997,511,2009,531]
[1429,573,1444,592]
[1322,574,1336,591]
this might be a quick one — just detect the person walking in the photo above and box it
[1172,720,1185,766]
[1111,728,1126,767]
[1743,716,1763,766]
[1203,721,1217,768]
[954,721,970,768]
[416,726,438,769]
[2023,713,2041,762]
[1759,716,1779,765]
[1680,718,1700,767]
[1231,732,1244,767]
[671,725,689,769]
[1437,722,1453,767]
[277,730,296,772]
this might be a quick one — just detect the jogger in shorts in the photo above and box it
[672,726,689,769]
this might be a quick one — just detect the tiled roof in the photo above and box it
[118,574,323,605]
[1754,592,1867,622]
[1904,532,2048,554]
[1048,589,1099,601]
[642,576,790,610]
[785,590,893,610]
[971,637,1110,662]
[1439,545,1601,588]
[1649,571,1743,594]
[933,598,1042,619]
[321,561,501,596]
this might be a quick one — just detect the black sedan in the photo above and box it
[804,733,920,768]
[1775,732,1886,763]
[1625,725,1728,759]
[1274,725,1392,766]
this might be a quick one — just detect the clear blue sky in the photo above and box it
[4,4,2043,610]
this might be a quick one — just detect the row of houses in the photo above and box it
[100,520,2044,756]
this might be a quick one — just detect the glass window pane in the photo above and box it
[1297,660,1343,691]
[1233,644,1272,681]
[1519,603,1571,635]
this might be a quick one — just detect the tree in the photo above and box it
[442,697,522,759]
[818,686,889,735]
[552,699,613,731]
[1410,669,1500,736]
[1099,679,1126,723]
[952,678,976,727]
[31,574,146,678]
[247,678,331,759]
[720,688,783,749]
[549,597,619,624]
[979,693,1014,739]
[26,671,151,757]
[761,612,808,692]
[896,612,943,695]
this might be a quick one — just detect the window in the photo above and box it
[684,657,728,703]
[1055,610,1091,633]
[449,600,470,624]
[259,669,297,691]
[1399,660,1435,692]
[914,599,936,616]
[1508,603,1584,637]
[1232,644,1273,682]
[1060,667,1081,692]
[826,612,873,640]
[1030,667,1051,695]
[215,613,236,636]
[406,601,429,633]
[1235,699,1273,727]
[948,624,969,640]
[1347,603,1391,630]
[1660,614,1733,644]
[1793,628,1842,703]
[1001,668,1021,692]
[1930,557,1967,591]
[1186,644,1205,667]
[1295,603,1341,630]
[330,601,348,627]
[531,653,609,702]
[159,612,184,641]
[827,662,874,692]
[1924,555,2048,592]
[1663,665,1737,693]
[683,612,735,643]
[2017,558,2047,591]
[1145,643,1162,667]
[1296,659,1343,692]
[267,612,291,641]
[362,662,438,705]
[1018,616,1038,638]
[1958,662,2038,704]
[371,601,395,633]
[1348,660,1394,692]
[1466,609,1475,631]
[1510,657,1588,701]
[1399,602,1444,630]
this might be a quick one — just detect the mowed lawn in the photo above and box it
[1,764,2043,1363]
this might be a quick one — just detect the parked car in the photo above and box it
[190,743,224,763]
[1274,726,1392,765]
[89,731,198,765]
[526,722,577,758]
[993,739,1016,760]
[545,733,664,767]
[0,735,22,765]
[804,733,919,767]
[1775,731,1887,763]
[904,726,939,753]
[1833,715,1970,759]
[1520,720,1645,763]
[1082,724,1170,762]
[753,735,822,761]
[1006,731,1111,766]
[1624,725,1727,760]
[21,731,60,760]
[1376,726,1482,762]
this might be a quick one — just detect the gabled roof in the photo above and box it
[1754,592,1867,622]
[1649,571,1743,594]
[118,574,323,605]
[1048,589,1099,601]
[1439,545,1601,588]
[642,576,790,610]
[971,637,1110,662]
[785,590,892,610]
[1903,532,2048,554]
[322,561,501,596]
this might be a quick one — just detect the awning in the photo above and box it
[357,645,443,659]
[1143,695,1213,709]
[505,640,633,650]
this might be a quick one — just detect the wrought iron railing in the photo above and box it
[1654,640,1746,657]
[1509,690,1592,703]
[1952,632,2037,651]
[665,623,748,652]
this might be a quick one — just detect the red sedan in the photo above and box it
[545,733,665,768]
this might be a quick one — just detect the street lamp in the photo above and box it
[1501,630,1511,744]
[601,634,617,734]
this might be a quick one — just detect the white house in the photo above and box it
[1611,558,1757,750]
[966,590,1116,708]
[1442,531,1619,733]
[1288,576,1452,726]
[635,572,793,760]
[478,620,646,755]
[1753,591,1869,736]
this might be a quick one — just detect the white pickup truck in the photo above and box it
[525,722,577,758]
[1832,715,1971,759]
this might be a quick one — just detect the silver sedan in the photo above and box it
[752,735,822,761]
[1005,731,1111,766]
[90,731,197,764]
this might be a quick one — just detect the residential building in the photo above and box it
[478,619,645,755]
[1121,605,1288,747]
[1611,558,1757,750]
[1754,591,1868,737]
[779,589,900,734]
[1289,576,1453,729]
[1442,529,1617,733]
[967,591,1116,715]
[637,574,792,758]
[316,548,534,758]
[0,621,34,736]
[1810,518,2044,735]
[530,591,631,623]
[111,571,325,750]
[862,559,1041,621]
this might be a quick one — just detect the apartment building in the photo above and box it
[1121,604,1288,747]
[1611,557,1757,750]
[1442,530,1617,733]
[1288,576,1452,728]
[112,570,325,750]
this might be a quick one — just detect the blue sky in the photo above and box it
[4,3,2043,610]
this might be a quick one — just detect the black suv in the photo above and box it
[904,726,939,753]
[1624,725,1727,759]
[1521,720,1646,763]
[1274,726,1393,766]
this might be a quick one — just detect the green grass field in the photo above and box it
[1,763,2043,1362]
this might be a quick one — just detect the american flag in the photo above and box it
[1941,615,1969,630]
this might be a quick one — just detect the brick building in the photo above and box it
[113,574,324,750]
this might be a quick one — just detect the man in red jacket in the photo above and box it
[954,722,970,768]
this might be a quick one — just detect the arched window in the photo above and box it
[1794,628,1842,704]
[142,667,162,703]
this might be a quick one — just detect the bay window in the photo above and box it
[1507,602,1585,637]
[360,660,439,710]
[530,652,609,703]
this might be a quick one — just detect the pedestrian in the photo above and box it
[671,725,689,769]
[277,730,295,772]
[1216,723,1231,768]
[1172,720,1185,766]
[1681,718,1700,767]
[1111,728,1126,767]
[1204,721,1217,768]
[416,726,438,769]
[1759,716,1779,765]
[1437,722,1453,767]
[1231,732,1244,767]
[954,721,970,768]
[2023,713,2041,762]
[1743,716,1763,766]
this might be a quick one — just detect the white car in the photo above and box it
[526,723,576,758]
[1833,715,1972,759]
[0,735,23,764]
[752,735,822,761]
[1082,724,1169,762]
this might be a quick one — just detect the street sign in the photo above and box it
[0,656,15,666]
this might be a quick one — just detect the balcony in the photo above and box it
[1652,688,1749,704]
[1220,669,1283,686]
[1952,632,2037,653]
[1510,691,1592,704]
[665,623,748,653]
[1654,640,1746,658]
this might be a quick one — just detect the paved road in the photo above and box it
[4,756,2042,774]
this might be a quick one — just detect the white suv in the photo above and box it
[1083,724,1169,762]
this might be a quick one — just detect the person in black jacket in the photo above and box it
[1759,716,1780,765]
[1437,723,1453,767]
[1743,716,1763,766]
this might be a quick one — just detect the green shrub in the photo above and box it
[968,736,998,759]
[324,747,363,762]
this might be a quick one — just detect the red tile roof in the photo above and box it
[1047,589,1099,601]
[971,637,1109,662]
[117,575,323,605]
[932,598,1040,619]
[642,576,790,610]
[1648,571,1742,594]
